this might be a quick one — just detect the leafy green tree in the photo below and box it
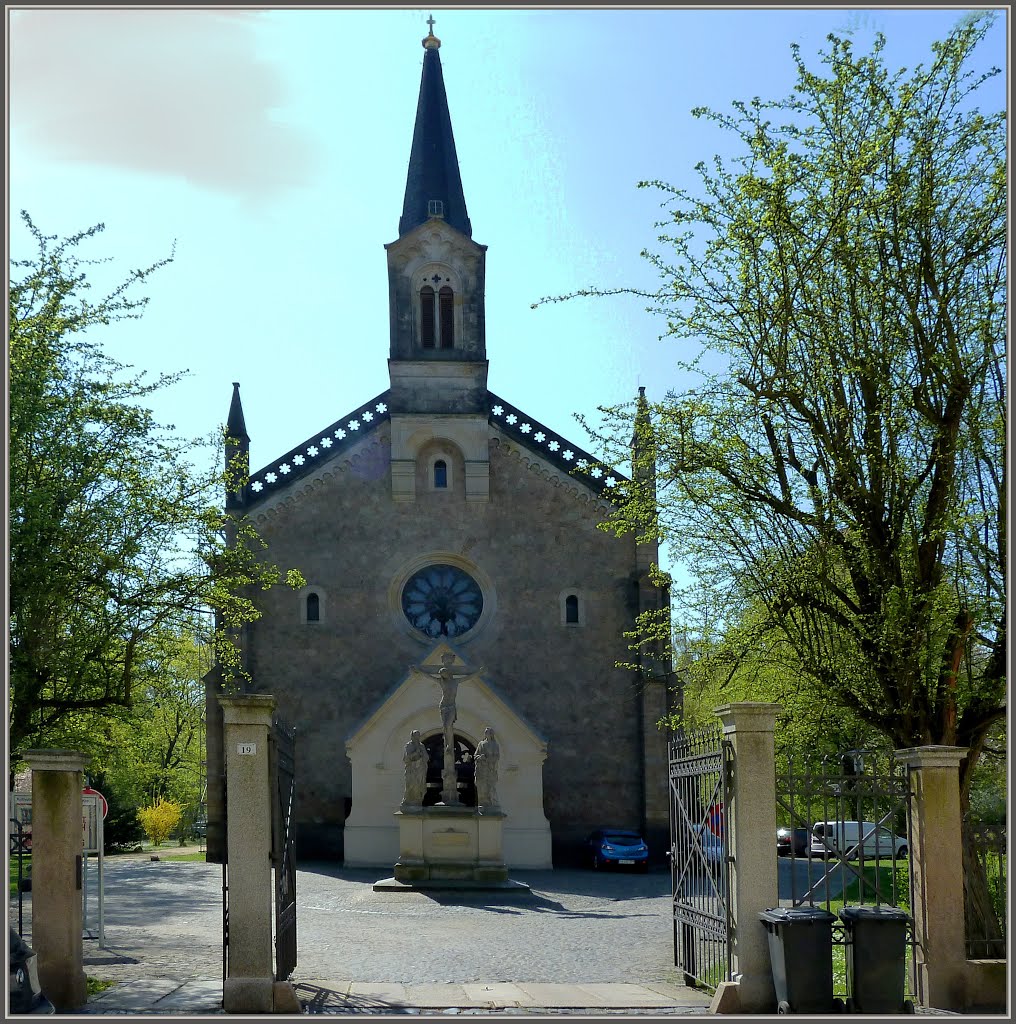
[557,12,1004,799]
[84,768,146,852]
[544,16,1004,938]
[9,213,304,763]
[101,627,209,809]
[677,602,880,750]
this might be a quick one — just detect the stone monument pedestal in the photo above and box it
[374,805,529,893]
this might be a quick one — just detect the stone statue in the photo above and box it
[402,729,428,806]
[473,726,500,810]
[436,654,460,731]
[412,653,486,804]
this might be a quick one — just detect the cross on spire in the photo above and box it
[427,14,435,34]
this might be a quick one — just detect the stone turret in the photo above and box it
[225,382,249,511]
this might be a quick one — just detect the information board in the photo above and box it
[9,792,103,852]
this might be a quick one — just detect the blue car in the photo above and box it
[586,828,650,871]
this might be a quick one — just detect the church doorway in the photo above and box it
[422,732,476,807]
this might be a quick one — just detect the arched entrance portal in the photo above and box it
[422,733,476,807]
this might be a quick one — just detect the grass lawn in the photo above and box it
[825,881,914,1003]
[10,855,31,897]
[159,851,206,862]
[838,861,910,906]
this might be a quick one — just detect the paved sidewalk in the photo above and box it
[83,978,712,1016]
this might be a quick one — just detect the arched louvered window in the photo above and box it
[306,593,320,622]
[565,594,579,624]
[439,286,454,348]
[420,286,436,349]
[434,459,448,489]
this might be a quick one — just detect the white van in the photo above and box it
[810,820,908,860]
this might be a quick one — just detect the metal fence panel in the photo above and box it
[776,749,915,1003]
[669,723,732,992]
[964,820,1006,959]
[271,717,298,983]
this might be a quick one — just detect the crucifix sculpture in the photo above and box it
[414,653,485,804]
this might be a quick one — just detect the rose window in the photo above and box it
[401,564,483,638]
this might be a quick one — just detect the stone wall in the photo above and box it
[238,425,656,861]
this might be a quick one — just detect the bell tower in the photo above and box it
[385,21,489,416]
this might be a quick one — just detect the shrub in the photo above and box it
[137,798,182,847]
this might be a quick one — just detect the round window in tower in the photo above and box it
[401,564,484,639]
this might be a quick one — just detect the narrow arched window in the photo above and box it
[565,594,579,624]
[306,593,320,622]
[434,459,448,489]
[439,287,454,348]
[420,286,436,348]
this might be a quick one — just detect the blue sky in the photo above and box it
[8,6,1008,578]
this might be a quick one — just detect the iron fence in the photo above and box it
[669,723,732,992]
[271,716,297,983]
[9,817,30,936]
[776,749,916,1003]
[964,820,1006,959]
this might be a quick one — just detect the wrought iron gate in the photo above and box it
[776,749,916,1005]
[270,717,297,982]
[669,723,732,991]
[9,817,31,936]
[776,749,913,909]
[222,765,229,981]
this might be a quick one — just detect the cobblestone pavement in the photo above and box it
[9,854,975,1015]
[13,854,711,1015]
[294,864,683,987]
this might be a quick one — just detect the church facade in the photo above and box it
[205,26,672,867]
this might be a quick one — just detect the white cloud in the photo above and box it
[10,10,321,198]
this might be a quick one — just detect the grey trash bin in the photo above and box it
[839,905,914,1014]
[759,906,841,1014]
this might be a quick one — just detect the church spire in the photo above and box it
[631,386,658,497]
[225,382,249,511]
[398,17,472,238]
[226,381,249,443]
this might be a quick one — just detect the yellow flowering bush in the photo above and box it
[137,798,182,847]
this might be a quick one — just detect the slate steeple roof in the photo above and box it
[226,381,249,442]
[398,22,472,238]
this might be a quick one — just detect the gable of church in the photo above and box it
[240,389,625,514]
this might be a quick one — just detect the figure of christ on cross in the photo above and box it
[412,653,485,804]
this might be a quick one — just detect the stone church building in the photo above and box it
[205,26,671,867]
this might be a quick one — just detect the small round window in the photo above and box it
[401,564,483,638]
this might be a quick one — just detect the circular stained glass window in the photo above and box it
[401,564,483,638]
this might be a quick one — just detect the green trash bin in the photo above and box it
[759,907,841,1014]
[839,905,914,1014]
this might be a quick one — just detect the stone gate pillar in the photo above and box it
[219,694,299,1014]
[894,745,969,1010]
[23,749,89,1011]
[709,703,781,1015]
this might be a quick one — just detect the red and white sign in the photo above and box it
[707,802,725,837]
[82,787,108,819]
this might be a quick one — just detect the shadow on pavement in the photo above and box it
[296,863,672,905]
[777,856,848,902]
[295,983,416,1015]
[418,889,657,920]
